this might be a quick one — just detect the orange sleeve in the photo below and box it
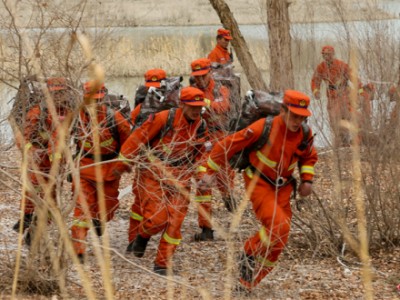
[120,110,169,161]
[311,63,323,93]
[210,85,230,114]
[298,128,318,182]
[205,118,265,174]
[208,48,219,63]
[130,104,141,125]
[24,106,41,143]
[115,111,132,145]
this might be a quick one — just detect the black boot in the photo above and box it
[193,227,214,242]
[77,253,85,264]
[92,219,104,237]
[222,195,237,212]
[126,240,135,253]
[239,253,255,284]
[24,228,33,247]
[12,213,33,232]
[132,235,150,258]
[153,264,168,276]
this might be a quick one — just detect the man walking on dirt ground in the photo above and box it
[197,90,318,291]
[190,57,237,242]
[311,45,352,147]
[208,28,233,65]
[115,87,209,275]
[70,80,131,263]
[12,77,74,246]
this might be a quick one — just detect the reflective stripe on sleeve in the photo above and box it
[25,143,33,151]
[130,211,143,221]
[244,166,254,179]
[197,166,207,173]
[288,161,297,171]
[118,153,131,164]
[207,157,221,172]
[300,165,315,175]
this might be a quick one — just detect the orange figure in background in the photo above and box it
[70,81,131,262]
[197,90,318,291]
[13,77,74,246]
[311,45,352,147]
[208,28,233,65]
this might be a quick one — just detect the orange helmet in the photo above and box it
[191,58,212,76]
[364,82,375,91]
[321,45,335,54]
[144,69,167,88]
[83,80,106,99]
[47,77,67,91]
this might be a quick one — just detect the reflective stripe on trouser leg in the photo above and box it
[241,173,293,287]
[155,191,189,267]
[71,219,90,255]
[195,191,212,229]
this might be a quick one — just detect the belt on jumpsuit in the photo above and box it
[248,165,297,199]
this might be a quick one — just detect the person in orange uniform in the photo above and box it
[311,45,352,147]
[131,68,167,125]
[71,81,131,262]
[190,57,236,241]
[117,87,208,275]
[13,77,73,245]
[357,83,375,137]
[128,68,167,246]
[198,90,318,291]
[208,28,233,65]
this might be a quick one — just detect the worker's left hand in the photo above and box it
[298,181,312,197]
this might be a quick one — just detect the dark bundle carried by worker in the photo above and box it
[9,75,80,135]
[228,90,283,171]
[210,62,241,119]
[133,74,182,128]
[229,89,282,132]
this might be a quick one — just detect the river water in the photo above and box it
[1,2,399,147]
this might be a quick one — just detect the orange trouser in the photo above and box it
[195,130,235,229]
[137,171,190,267]
[22,155,52,214]
[327,92,352,147]
[71,177,120,255]
[240,172,293,289]
[128,172,145,243]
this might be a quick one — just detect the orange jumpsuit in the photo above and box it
[71,105,131,255]
[204,116,317,288]
[19,105,69,215]
[192,78,235,229]
[311,59,351,145]
[208,45,232,65]
[118,108,208,267]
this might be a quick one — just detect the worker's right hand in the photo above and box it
[313,90,321,100]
